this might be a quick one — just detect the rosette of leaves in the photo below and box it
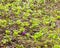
[14,6,21,16]
[28,0,35,3]
[16,44,24,48]
[42,16,56,25]
[0,19,7,28]
[33,31,43,40]
[30,18,40,28]
[48,34,58,39]
[56,16,60,20]
[5,30,10,35]
[16,20,21,25]
[2,35,11,44]
[50,22,56,29]
[13,30,19,37]
[53,45,60,48]
[19,27,25,33]
[36,0,44,4]
[8,19,15,26]
[23,22,29,27]
[23,12,30,20]
[26,9,33,13]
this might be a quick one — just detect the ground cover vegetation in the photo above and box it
[0,0,60,48]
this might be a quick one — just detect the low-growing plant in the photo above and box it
[26,9,33,13]
[16,20,21,25]
[5,30,10,35]
[48,34,58,39]
[53,45,60,48]
[23,22,29,27]
[26,33,30,39]
[33,31,43,40]
[2,35,11,44]
[23,12,30,19]
[13,30,19,37]
[50,22,56,29]
[19,27,25,33]
[43,16,56,25]
[30,18,40,28]
[0,19,7,28]
[8,19,14,26]
[16,44,24,48]
[56,16,60,20]
[37,0,44,4]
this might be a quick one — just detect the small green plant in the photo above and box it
[13,30,19,37]
[43,16,56,25]
[23,12,30,19]
[19,27,25,33]
[2,35,11,44]
[5,30,10,35]
[26,33,30,39]
[16,20,21,25]
[0,19,7,27]
[33,32,43,40]
[56,16,60,20]
[48,34,58,39]
[30,18,40,28]
[2,39,8,44]
[50,22,56,29]
[53,45,60,48]
[8,19,14,26]
[26,9,32,13]
[23,22,29,27]
[29,0,34,3]
[37,0,44,4]
[16,44,24,48]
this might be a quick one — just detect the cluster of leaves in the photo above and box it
[0,0,60,48]
[0,19,7,28]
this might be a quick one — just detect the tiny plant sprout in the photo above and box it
[0,19,7,27]
[5,30,10,35]
[16,44,24,48]
[23,12,30,19]
[19,27,25,33]
[26,33,31,39]
[53,45,60,48]
[13,30,19,37]
[16,20,21,25]
[2,39,8,44]
[33,32,43,40]
[23,22,29,27]
[57,16,60,20]
[50,22,56,28]
[2,35,11,44]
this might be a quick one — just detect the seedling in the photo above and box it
[5,30,10,35]
[0,19,7,27]
[57,16,60,20]
[53,45,60,48]
[19,27,25,33]
[23,12,30,19]
[13,30,19,37]
[30,18,40,28]
[16,20,21,25]
[48,34,58,39]
[2,35,11,44]
[33,32,43,40]
[16,44,24,48]
[23,22,29,27]
[50,22,56,29]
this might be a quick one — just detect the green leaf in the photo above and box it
[13,30,19,37]
[53,45,60,48]
[5,30,10,35]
